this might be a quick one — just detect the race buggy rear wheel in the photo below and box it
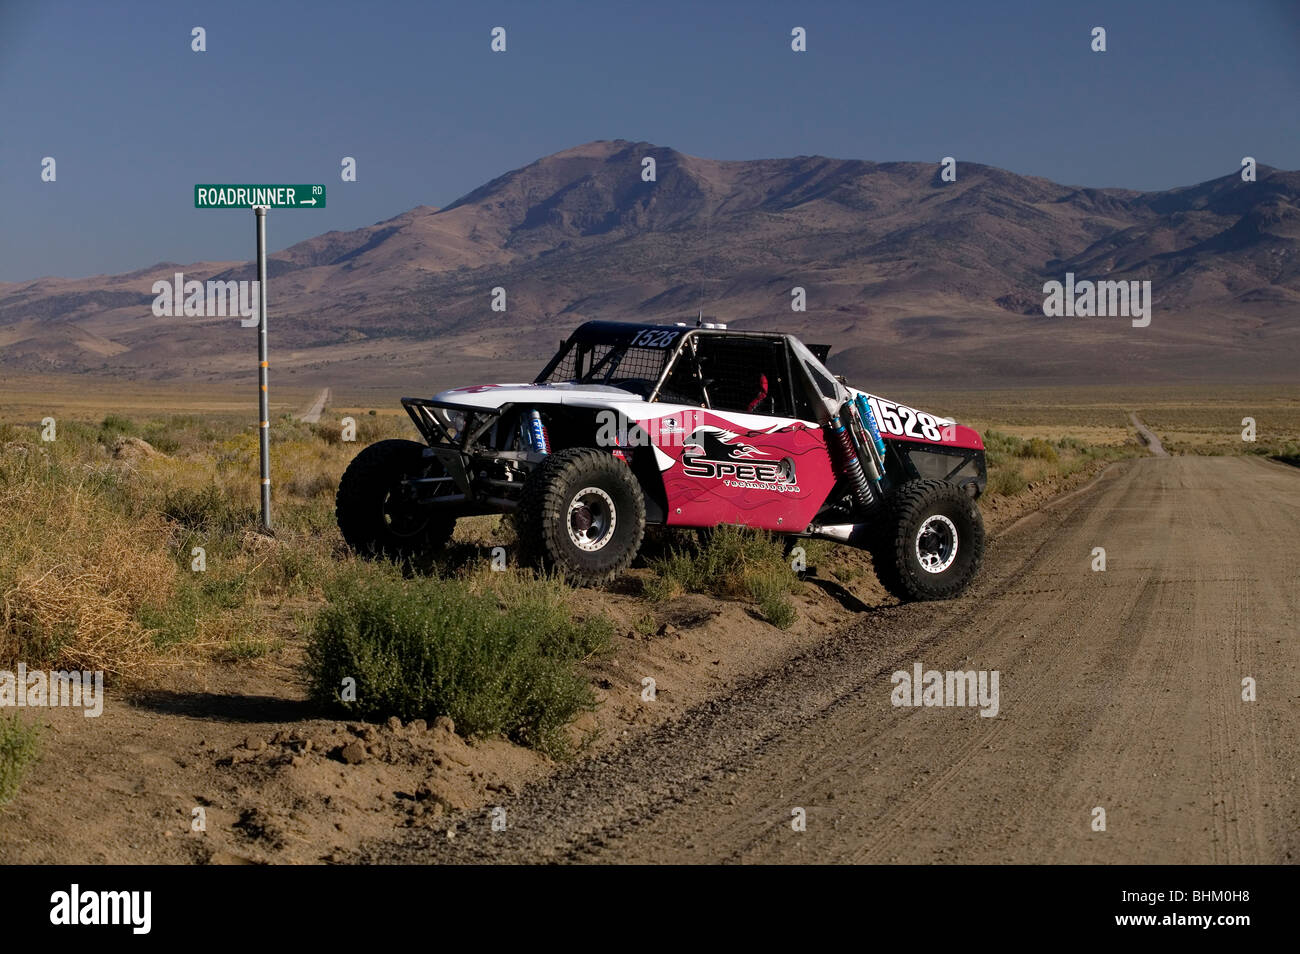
[336,439,455,568]
[517,447,645,585]
[873,478,983,601]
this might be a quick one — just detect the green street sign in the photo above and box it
[194,184,326,209]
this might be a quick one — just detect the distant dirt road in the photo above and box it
[1129,412,1168,456]
[297,387,330,423]
[369,456,1300,864]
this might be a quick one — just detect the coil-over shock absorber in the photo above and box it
[826,410,877,513]
[521,408,550,454]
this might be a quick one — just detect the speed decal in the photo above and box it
[865,396,946,442]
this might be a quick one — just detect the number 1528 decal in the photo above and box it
[865,396,946,442]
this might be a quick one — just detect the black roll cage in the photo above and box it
[532,322,832,418]
[398,323,838,501]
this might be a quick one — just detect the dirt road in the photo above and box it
[297,388,331,423]
[370,455,1300,864]
[1130,412,1169,457]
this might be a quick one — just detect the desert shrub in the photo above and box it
[138,422,181,454]
[0,715,39,806]
[311,413,404,448]
[1016,437,1059,462]
[797,537,835,568]
[286,469,337,499]
[305,568,610,756]
[310,422,343,446]
[744,565,798,629]
[160,483,256,535]
[645,525,800,625]
[98,414,136,442]
[0,423,27,443]
[986,468,1029,496]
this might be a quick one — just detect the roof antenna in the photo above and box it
[692,207,726,330]
[696,202,711,327]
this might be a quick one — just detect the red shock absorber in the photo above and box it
[827,413,876,512]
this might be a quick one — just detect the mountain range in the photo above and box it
[1,139,1296,390]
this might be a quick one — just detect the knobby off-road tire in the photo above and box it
[873,478,984,601]
[336,439,455,569]
[517,447,646,585]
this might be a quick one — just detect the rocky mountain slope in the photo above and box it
[1,140,1295,388]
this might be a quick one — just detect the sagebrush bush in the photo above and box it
[645,525,800,626]
[744,566,798,629]
[98,414,136,442]
[1016,437,1059,462]
[305,568,611,756]
[986,468,1029,496]
[0,714,40,806]
[160,483,256,535]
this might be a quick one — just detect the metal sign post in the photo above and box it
[255,206,272,531]
[194,183,326,534]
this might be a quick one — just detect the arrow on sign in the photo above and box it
[300,198,317,206]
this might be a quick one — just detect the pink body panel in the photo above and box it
[648,410,837,533]
[889,422,984,451]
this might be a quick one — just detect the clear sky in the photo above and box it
[1,0,1297,280]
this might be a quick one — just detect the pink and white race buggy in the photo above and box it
[337,320,986,600]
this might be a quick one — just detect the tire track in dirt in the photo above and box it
[365,456,1300,864]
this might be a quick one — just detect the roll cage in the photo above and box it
[534,321,833,419]
[398,321,838,507]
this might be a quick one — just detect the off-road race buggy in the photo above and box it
[337,320,987,601]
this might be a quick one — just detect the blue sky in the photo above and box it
[1,0,1297,280]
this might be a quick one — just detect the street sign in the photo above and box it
[194,184,326,209]
[193,182,326,531]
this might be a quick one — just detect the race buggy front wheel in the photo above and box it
[873,478,984,601]
[517,447,645,585]
[336,439,456,569]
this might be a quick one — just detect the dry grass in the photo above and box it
[0,404,601,683]
[0,409,411,678]
[981,430,1139,497]
[0,453,176,676]
[1134,402,1300,462]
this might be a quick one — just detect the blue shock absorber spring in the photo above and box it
[527,409,549,454]
[855,393,888,460]
[828,414,875,511]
